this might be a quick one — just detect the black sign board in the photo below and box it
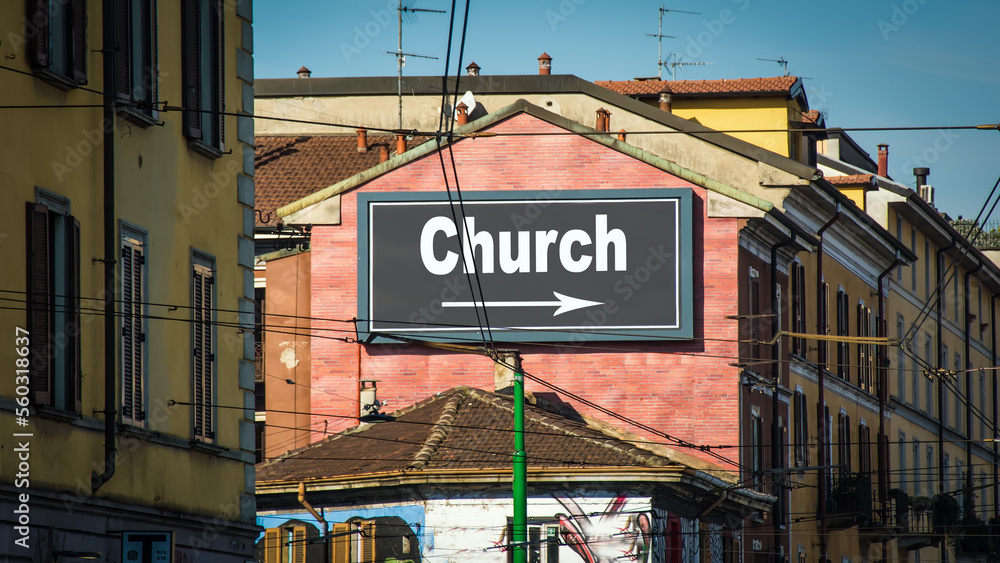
[357,189,692,343]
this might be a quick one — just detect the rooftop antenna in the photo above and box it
[644,6,699,80]
[389,1,445,129]
[758,56,789,76]
[666,53,713,81]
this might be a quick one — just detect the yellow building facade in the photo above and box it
[0,0,259,559]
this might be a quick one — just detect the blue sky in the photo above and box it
[255,0,1000,222]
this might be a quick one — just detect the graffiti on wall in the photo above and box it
[554,494,653,563]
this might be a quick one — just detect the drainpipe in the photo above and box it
[877,253,904,511]
[936,241,957,494]
[964,263,982,517]
[816,204,842,563]
[770,234,797,539]
[299,482,329,563]
[992,294,999,516]
[92,0,118,493]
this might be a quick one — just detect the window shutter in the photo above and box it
[71,0,88,84]
[122,241,145,422]
[262,528,281,563]
[113,0,131,100]
[149,0,158,111]
[26,203,52,405]
[70,217,82,412]
[331,523,352,563]
[359,521,376,563]
[291,526,306,563]
[193,264,213,439]
[181,0,202,139]
[27,0,51,68]
[217,0,225,147]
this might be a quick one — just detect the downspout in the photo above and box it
[964,263,982,517]
[92,0,117,492]
[992,294,999,516]
[770,235,797,541]
[877,253,904,511]
[936,241,957,494]
[299,482,329,563]
[816,204,842,563]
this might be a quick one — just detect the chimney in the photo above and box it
[465,61,480,76]
[356,127,368,153]
[493,352,521,394]
[537,52,552,75]
[396,133,407,155]
[595,108,610,132]
[617,129,626,142]
[914,167,930,189]
[378,144,389,163]
[877,143,888,177]
[297,66,311,79]
[456,101,469,125]
[659,85,673,113]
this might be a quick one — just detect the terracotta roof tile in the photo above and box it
[254,134,396,225]
[825,174,875,186]
[256,387,723,483]
[594,76,799,97]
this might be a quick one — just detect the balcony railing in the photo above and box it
[827,473,873,529]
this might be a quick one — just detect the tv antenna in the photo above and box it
[388,1,445,129]
[644,6,699,80]
[665,53,713,81]
[758,57,789,76]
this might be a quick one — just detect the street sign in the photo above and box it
[357,189,692,343]
[122,531,173,563]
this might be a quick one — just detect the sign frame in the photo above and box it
[356,189,693,343]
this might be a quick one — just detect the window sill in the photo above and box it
[33,67,85,92]
[34,405,82,422]
[119,422,155,439]
[117,105,160,128]
[191,439,228,455]
[187,138,225,160]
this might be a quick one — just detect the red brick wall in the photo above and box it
[308,113,742,466]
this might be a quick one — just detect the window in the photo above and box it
[25,196,81,412]
[837,410,851,474]
[911,228,917,292]
[913,439,921,496]
[748,268,761,368]
[941,345,949,424]
[895,214,903,281]
[981,471,988,519]
[944,453,950,492]
[898,431,907,492]
[980,371,986,440]
[750,407,764,491]
[924,334,933,413]
[836,288,849,380]
[954,354,962,432]
[857,301,874,393]
[858,421,871,476]
[114,0,158,119]
[192,252,215,441]
[121,224,147,425]
[791,262,807,356]
[912,335,920,407]
[506,521,559,563]
[27,0,88,87]
[924,239,930,298]
[954,266,960,323]
[896,315,905,401]
[957,460,965,513]
[182,0,225,151]
[825,406,833,494]
[926,445,934,495]
[794,387,809,468]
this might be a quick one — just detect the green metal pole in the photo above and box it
[513,358,527,563]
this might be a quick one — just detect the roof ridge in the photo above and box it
[466,389,669,468]
[406,388,467,470]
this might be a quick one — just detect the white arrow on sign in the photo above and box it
[442,292,603,317]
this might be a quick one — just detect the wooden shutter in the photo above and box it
[262,528,282,563]
[122,239,145,422]
[359,521,376,563]
[330,523,352,563]
[149,0,158,110]
[291,526,306,563]
[216,0,225,147]
[26,203,52,405]
[181,0,202,139]
[70,0,88,83]
[113,0,131,100]
[193,263,213,439]
[70,217,82,412]
[27,0,51,68]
